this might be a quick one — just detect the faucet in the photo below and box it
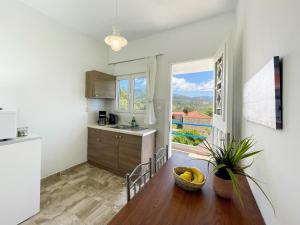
[124,117,138,128]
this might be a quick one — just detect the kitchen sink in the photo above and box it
[111,125,132,129]
[110,125,147,131]
[129,127,147,131]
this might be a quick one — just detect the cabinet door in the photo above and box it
[85,71,116,99]
[94,79,115,99]
[88,129,118,170]
[118,133,142,174]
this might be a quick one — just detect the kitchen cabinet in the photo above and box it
[88,129,118,170]
[85,70,116,99]
[118,133,142,174]
[87,128,156,176]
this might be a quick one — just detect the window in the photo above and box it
[117,78,129,111]
[133,76,147,111]
[116,75,147,113]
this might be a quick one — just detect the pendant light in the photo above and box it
[104,0,128,52]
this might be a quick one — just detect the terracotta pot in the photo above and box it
[213,174,233,199]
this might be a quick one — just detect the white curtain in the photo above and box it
[144,56,157,125]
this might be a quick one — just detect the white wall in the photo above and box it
[234,1,300,224]
[0,0,110,178]
[109,12,235,149]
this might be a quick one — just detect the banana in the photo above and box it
[179,171,193,181]
[192,171,198,182]
[191,167,204,184]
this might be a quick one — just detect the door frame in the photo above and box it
[212,37,234,146]
[167,57,215,156]
[166,37,234,155]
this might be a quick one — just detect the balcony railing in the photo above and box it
[172,122,213,128]
[172,121,212,139]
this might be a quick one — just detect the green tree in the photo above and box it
[183,107,192,114]
[119,89,128,110]
[203,107,213,116]
[172,129,204,146]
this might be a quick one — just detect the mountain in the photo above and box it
[172,94,213,115]
[133,90,213,115]
[173,94,213,104]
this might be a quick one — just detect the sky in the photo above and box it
[119,79,128,91]
[172,71,213,97]
[119,72,213,98]
[134,77,146,90]
[119,77,146,92]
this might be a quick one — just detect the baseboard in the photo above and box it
[41,161,87,183]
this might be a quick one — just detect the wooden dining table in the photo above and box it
[108,151,265,225]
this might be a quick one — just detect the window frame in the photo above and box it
[115,74,147,114]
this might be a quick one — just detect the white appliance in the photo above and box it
[0,136,41,225]
[0,109,17,140]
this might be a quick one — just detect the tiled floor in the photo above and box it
[22,164,126,225]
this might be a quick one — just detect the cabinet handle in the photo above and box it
[115,135,118,139]
[119,136,122,139]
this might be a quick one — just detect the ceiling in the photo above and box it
[172,59,214,75]
[19,0,237,41]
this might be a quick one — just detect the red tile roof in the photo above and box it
[172,111,212,119]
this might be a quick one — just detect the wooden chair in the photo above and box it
[154,145,169,173]
[126,158,152,202]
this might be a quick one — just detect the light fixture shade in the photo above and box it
[104,27,128,52]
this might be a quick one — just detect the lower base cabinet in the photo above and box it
[88,128,155,176]
[88,129,118,170]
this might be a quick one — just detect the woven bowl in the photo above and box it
[173,166,206,191]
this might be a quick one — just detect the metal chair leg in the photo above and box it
[126,173,130,202]
[149,158,152,178]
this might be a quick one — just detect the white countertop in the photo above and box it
[0,134,42,146]
[88,124,156,136]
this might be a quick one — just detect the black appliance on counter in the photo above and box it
[108,113,118,125]
[98,111,107,126]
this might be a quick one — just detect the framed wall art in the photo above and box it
[243,56,282,129]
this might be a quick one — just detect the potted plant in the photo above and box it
[202,137,274,209]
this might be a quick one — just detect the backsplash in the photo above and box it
[86,98,146,126]
[116,114,146,127]
[86,99,113,124]
[87,99,168,134]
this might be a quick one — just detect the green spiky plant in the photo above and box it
[202,137,274,211]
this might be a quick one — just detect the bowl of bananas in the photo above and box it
[173,166,206,191]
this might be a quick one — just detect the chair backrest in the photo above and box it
[154,145,169,173]
[126,158,152,202]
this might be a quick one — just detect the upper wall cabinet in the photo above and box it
[85,70,116,99]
